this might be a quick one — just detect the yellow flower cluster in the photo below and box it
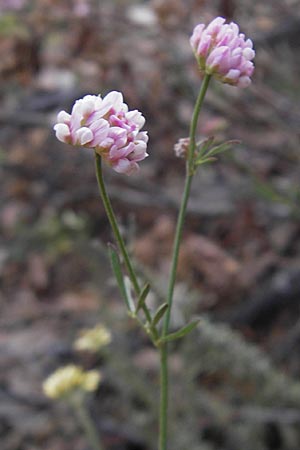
[74,324,112,353]
[43,365,101,399]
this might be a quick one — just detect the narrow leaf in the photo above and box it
[161,319,200,343]
[108,245,134,312]
[196,136,215,158]
[108,245,127,299]
[205,140,240,157]
[152,303,169,327]
[195,157,217,166]
[124,276,136,313]
[136,282,151,313]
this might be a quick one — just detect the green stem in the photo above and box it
[94,153,152,326]
[159,74,211,450]
[72,397,103,450]
[159,344,168,450]
[163,74,211,336]
[187,74,211,175]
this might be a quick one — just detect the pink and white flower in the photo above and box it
[54,91,148,175]
[190,17,255,88]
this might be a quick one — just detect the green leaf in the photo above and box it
[196,136,215,158]
[160,319,200,343]
[152,303,169,327]
[195,157,217,166]
[124,276,136,314]
[136,283,151,313]
[205,139,240,158]
[108,244,134,313]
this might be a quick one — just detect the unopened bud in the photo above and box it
[174,137,190,159]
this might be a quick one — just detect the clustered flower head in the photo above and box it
[43,365,101,399]
[190,17,255,88]
[74,324,112,353]
[54,91,148,175]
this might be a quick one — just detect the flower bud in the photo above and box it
[174,137,190,159]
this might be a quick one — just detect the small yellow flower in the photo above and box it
[74,324,112,353]
[43,365,101,399]
[83,371,101,392]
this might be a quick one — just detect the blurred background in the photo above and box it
[1,0,300,449]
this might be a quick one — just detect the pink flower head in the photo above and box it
[54,91,148,175]
[190,17,255,87]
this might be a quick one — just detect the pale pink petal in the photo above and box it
[57,110,71,124]
[136,131,149,144]
[190,24,205,49]
[126,110,146,129]
[100,91,124,116]
[54,123,70,143]
[113,159,139,175]
[197,34,212,58]
[225,69,240,82]
[243,47,255,60]
[206,46,229,70]
[112,158,132,174]
[75,127,93,145]
[206,17,226,34]
[237,76,251,88]
[109,146,131,160]
[89,119,109,145]
[130,141,148,160]
[98,137,113,149]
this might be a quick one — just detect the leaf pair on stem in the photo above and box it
[108,244,199,346]
[193,137,240,170]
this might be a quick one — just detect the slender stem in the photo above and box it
[159,344,168,450]
[187,74,211,174]
[94,153,152,326]
[72,397,103,450]
[159,74,211,450]
[162,174,193,337]
[163,74,211,336]
[95,153,139,294]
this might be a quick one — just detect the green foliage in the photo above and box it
[194,137,240,168]
[108,245,133,313]
[160,319,200,343]
[151,303,168,328]
[0,14,27,37]
[135,283,151,314]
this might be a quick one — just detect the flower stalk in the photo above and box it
[71,395,104,450]
[94,153,153,327]
[159,74,211,450]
